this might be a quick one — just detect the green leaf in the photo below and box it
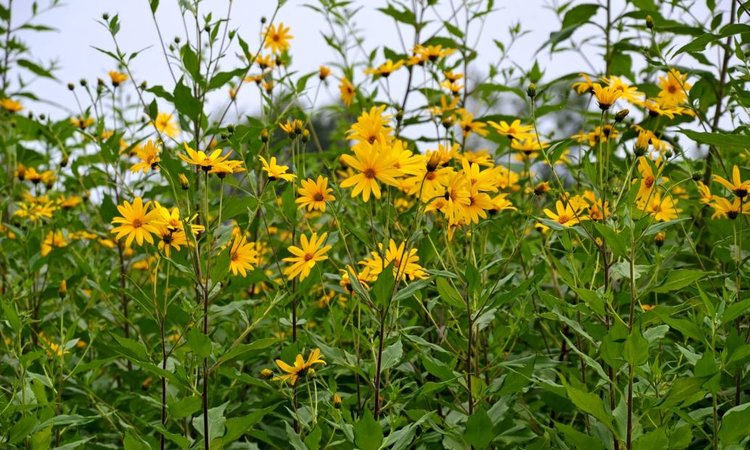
[722,299,750,324]
[372,263,395,307]
[436,277,464,308]
[719,403,750,445]
[173,79,202,121]
[123,433,150,450]
[633,429,668,450]
[192,403,227,442]
[566,385,612,429]
[214,337,276,367]
[187,329,212,358]
[354,411,383,450]
[111,334,149,362]
[562,4,599,29]
[149,0,160,13]
[653,269,704,293]
[377,4,418,27]
[555,422,604,450]
[679,129,750,153]
[9,415,36,444]
[660,377,705,408]
[17,59,55,79]
[180,44,201,81]
[464,407,494,449]
[674,33,718,55]
[380,339,403,371]
[623,328,649,366]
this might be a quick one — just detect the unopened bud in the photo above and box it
[179,173,190,190]
[260,368,273,379]
[260,129,270,143]
[646,15,654,29]
[527,83,537,98]
[58,280,67,298]
[67,83,75,91]
[615,109,629,123]
[654,232,665,247]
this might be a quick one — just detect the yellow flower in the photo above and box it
[70,116,95,129]
[339,77,356,107]
[41,230,68,256]
[111,197,162,247]
[259,155,296,182]
[153,112,179,138]
[229,235,260,277]
[710,197,750,220]
[280,118,305,137]
[592,83,621,110]
[713,165,750,199]
[108,70,128,86]
[487,119,533,140]
[458,110,488,137]
[638,192,681,222]
[657,69,691,107]
[178,143,232,172]
[571,73,594,95]
[347,105,392,144]
[697,182,713,205]
[359,240,427,282]
[283,232,332,281]
[635,156,660,201]
[319,65,331,80]
[364,59,404,78]
[1,98,23,113]
[414,44,455,61]
[296,176,335,212]
[263,22,293,54]
[543,200,587,227]
[274,348,325,385]
[601,75,644,104]
[340,140,401,202]
[130,140,161,173]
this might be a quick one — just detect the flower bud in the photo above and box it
[260,128,270,143]
[333,393,342,408]
[646,15,654,29]
[179,173,190,190]
[654,232,665,247]
[615,109,629,123]
[527,83,537,98]
[691,172,703,182]
[58,280,67,298]
[260,368,273,379]
[67,83,75,91]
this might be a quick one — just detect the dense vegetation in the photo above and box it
[2,0,750,448]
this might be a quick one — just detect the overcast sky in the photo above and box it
[12,0,598,118]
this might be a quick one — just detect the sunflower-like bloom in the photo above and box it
[364,59,404,78]
[657,69,691,107]
[130,140,161,173]
[713,165,750,199]
[263,23,293,54]
[283,232,332,281]
[543,200,587,227]
[41,230,68,256]
[359,240,427,282]
[229,235,260,277]
[153,112,179,138]
[340,140,401,202]
[592,83,621,110]
[710,197,750,220]
[108,70,128,86]
[178,143,232,172]
[296,176,335,212]
[638,192,681,222]
[339,77,356,107]
[0,98,23,113]
[347,105,393,144]
[274,348,325,385]
[572,73,594,94]
[487,119,533,140]
[259,155,295,182]
[111,197,162,247]
[458,109,488,137]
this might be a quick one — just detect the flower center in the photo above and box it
[557,215,570,224]
[644,176,655,188]
[132,218,143,228]
[304,253,314,261]
[313,192,325,202]
[364,168,376,179]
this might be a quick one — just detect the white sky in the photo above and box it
[13,0,592,118]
